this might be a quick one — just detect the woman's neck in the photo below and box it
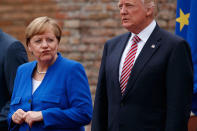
[37,54,58,73]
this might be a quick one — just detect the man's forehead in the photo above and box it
[118,0,137,4]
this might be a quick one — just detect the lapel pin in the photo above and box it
[151,44,155,48]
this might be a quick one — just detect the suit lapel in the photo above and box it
[122,25,162,100]
[111,32,131,94]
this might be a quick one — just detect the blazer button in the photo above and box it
[28,99,31,103]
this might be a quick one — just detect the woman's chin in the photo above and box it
[39,56,53,62]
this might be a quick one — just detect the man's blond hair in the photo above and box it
[142,0,158,16]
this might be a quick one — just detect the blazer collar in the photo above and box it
[0,29,2,38]
[121,24,162,100]
[28,53,63,96]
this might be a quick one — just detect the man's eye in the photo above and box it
[126,4,133,7]
[118,4,123,9]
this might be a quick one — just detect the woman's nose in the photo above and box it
[41,40,48,47]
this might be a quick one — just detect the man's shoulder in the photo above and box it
[159,27,184,43]
[0,31,21,50]
[107,32,130,44]
[156,27,189,50]
[0,31,18,44]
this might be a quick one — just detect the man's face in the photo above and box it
[118,0,149,33]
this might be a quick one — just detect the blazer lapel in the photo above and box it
[122,25,162,100]
[110,32,131,94]
[25,62,37,97]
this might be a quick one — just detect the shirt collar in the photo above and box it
[131,20,156,43]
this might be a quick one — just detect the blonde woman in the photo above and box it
[8,16,92,131]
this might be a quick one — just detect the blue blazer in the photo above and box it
[8,53,92,131]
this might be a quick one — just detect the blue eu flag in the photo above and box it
[176,0,197,114]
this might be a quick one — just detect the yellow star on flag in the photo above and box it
[176,9,190,31]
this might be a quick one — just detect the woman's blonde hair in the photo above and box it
[25,16,62,46]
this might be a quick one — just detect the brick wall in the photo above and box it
[0,0,58,59]
[56,0,177,100]
[0,0,177,129]
[0,0,177,98]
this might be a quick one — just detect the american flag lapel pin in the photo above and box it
[151,44,155,48]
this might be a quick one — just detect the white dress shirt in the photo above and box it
[32,78,42,94]
[119,20,157,81]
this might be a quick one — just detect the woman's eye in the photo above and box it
[47,38,54,42]
[35,39,42,43]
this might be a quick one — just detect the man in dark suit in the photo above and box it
[0,29,28,130]
[91,0,193,131]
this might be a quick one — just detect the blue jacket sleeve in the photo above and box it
[165,41,193,131]
[42,63,93,128]
[7,67,22,131]
[192,93,197,115]
[2,42,27,126]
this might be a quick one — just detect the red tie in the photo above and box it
[120,35,141,94]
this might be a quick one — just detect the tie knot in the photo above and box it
[132,35,141,44]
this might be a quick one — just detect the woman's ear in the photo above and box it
[28,43,32,52]
[28,45,34,56]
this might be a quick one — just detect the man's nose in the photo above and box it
[120,6,127,15]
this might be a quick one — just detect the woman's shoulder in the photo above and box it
[61,57,83,68]
[17,61,36,72]
[54,53,85,72]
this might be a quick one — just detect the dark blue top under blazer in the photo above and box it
[8,53,93,131]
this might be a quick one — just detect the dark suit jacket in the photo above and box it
[92,25,193,131]
[0,29,28,128]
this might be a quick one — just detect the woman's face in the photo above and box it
[28,28,59,64]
